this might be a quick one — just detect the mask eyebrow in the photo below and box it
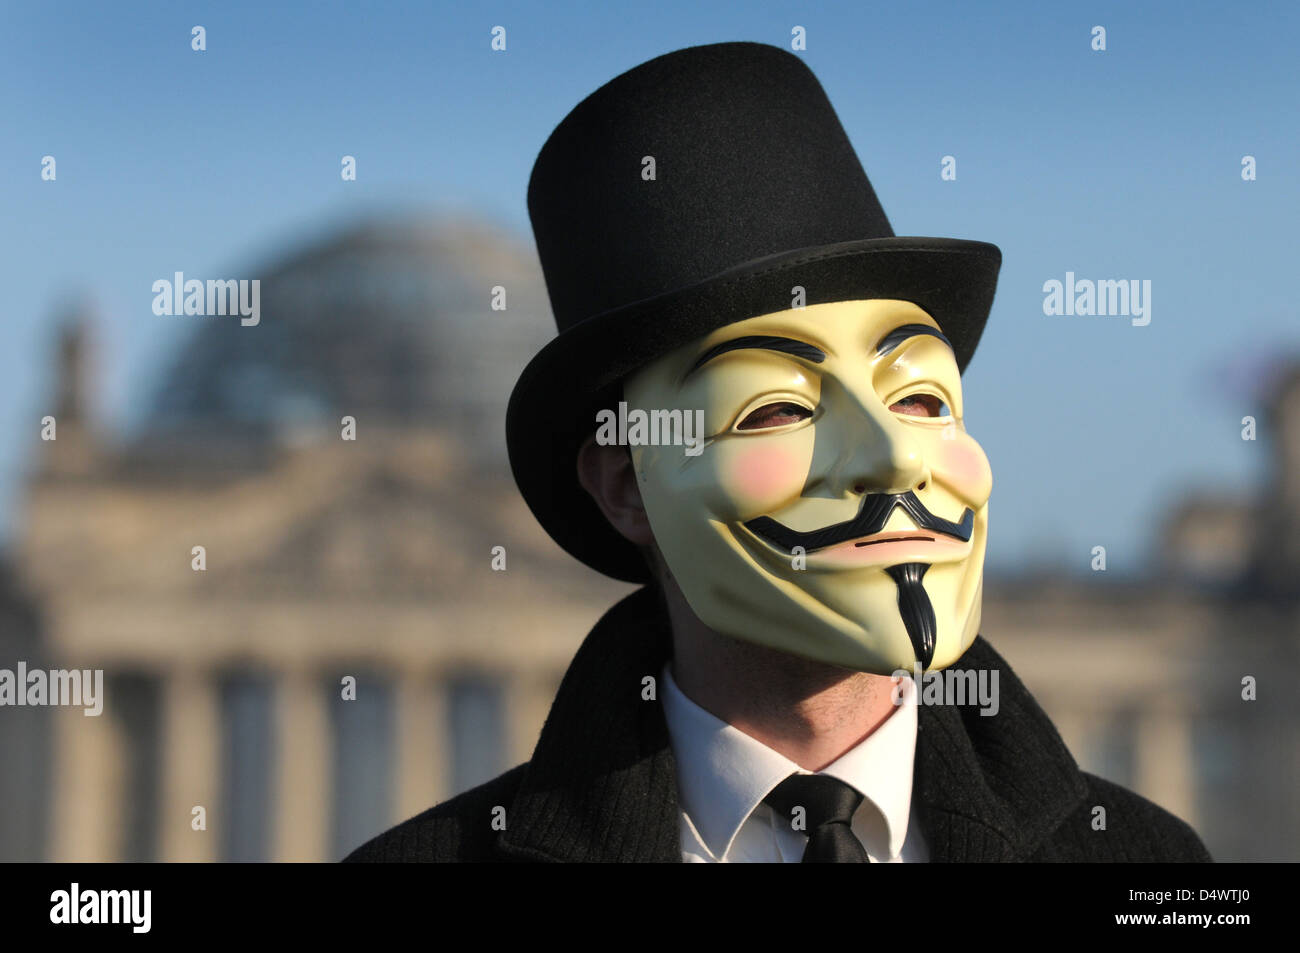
[875,323,952,358]
[685,335,827,378]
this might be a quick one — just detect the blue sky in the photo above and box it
[2,0,1297,575]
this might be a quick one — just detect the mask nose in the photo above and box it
[813,376,931,498]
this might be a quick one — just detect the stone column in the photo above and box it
[1134,703,1197,828]
[49,698,128,861]
[395,668,447,822]
[159,665,220,862]
[506,668,559,768]
[272,667,330,862]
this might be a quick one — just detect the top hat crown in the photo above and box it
[509,41,1001,582]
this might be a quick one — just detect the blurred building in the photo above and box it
[982,366,1300,862]
[0,556,50,861]
[3,217,1297,861]
[10,218,632,862]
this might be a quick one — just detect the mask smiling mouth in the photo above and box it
[743,490,974,555]
[852,531,937,547]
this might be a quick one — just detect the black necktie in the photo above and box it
[763,774,872,862]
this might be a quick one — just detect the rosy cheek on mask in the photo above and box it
[930,435,992,501]
[719,444,808,510]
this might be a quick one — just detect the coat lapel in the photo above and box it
[912,637,1089,861]
[499,587,683,862]
[500,586,1088,863]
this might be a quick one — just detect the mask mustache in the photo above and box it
[743,490,974,554]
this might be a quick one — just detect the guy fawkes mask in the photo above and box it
[624,299,992,674]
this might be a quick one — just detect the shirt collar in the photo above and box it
[660,661,919,861]
[818,674,919,861]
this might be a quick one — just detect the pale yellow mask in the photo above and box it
[623,299,992,675]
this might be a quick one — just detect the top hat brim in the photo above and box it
[506,234,1002,583]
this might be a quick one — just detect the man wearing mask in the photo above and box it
[347,41,1212,863]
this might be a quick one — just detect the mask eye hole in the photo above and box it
[890,394,950,418]
[736,401,814,431]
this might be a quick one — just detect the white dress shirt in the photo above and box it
[660,662,928,863]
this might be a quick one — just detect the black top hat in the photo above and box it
[507,41,1001,583]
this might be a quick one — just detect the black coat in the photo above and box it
[345,587,1212,863]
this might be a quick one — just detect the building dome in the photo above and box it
[146,216,555,467]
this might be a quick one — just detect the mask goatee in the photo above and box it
[884,562,936,669]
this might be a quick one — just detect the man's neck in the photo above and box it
[658,576,899,772]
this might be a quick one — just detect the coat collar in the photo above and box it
[499,587,1088,862]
